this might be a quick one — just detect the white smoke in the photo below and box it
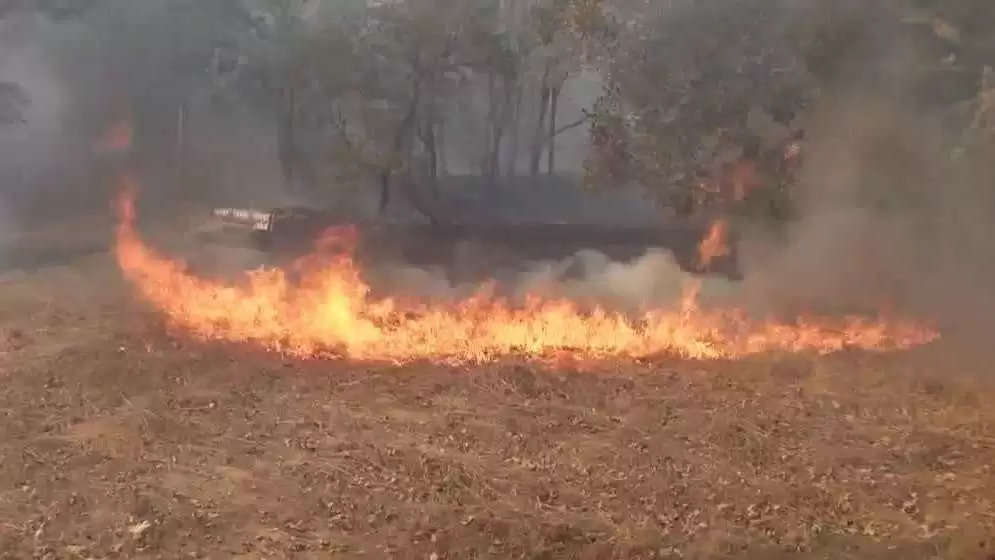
[367,248,738,313]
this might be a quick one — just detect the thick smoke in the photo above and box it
[728,3,995,338]
[0,16,71,225]
[364,247,737,314]
[738,99,995,333]
[3,0,993,355]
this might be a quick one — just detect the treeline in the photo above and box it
[2,0,993,220]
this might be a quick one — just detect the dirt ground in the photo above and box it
[1,244,995,559]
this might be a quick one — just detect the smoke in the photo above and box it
[729,10,995,347]
[365,247,736,314]
[377,0,994,349]
[0,15,75,224]
[1,0,991,359]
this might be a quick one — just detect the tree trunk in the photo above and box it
[489,120,504,184]
[379,73,444,225]
[506,82,524,177]
[378,172,391,214]
[399,174,441,226]
[422,105,439,199]
[275,85,318,194]
[278,86,297,192]
[380,76,422,216]
[530,84,551,176]
[488,76,517,187]
[436,115,448,178]
[175,102,185,165]
[483,70,499,183]
[426,122,437,185]
[175,101,186,185]
[547,85,560,176]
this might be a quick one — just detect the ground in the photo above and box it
[1,231,994,559]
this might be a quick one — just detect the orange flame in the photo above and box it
[114,184,939,364]
[697,219,731,270]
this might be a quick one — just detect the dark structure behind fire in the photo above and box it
[203,176,742,280]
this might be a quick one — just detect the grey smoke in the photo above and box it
[1,0,992,361]
[365,248,737,313]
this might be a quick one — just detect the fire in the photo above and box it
[114,181,938,363]
[696,219,731,270]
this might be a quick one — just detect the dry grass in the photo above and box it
[1,252,994,559]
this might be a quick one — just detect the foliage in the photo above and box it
[10,0,995,221]
[577,0,995,221]
[583,0,806,213]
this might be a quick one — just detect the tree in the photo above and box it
[584,0,808,213]
[525,0,582,176]
[237,0,349,195]
[579,0,995,222]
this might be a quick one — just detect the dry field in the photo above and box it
[1,239,994,559]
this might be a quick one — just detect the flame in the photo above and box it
[114,182,939,364]
[696,219,731,270]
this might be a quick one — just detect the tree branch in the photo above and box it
[539,111,592,149]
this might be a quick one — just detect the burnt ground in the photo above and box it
[1,240,995,559]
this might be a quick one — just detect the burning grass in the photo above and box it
[113,177,938,364]
[0,225,992,558]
